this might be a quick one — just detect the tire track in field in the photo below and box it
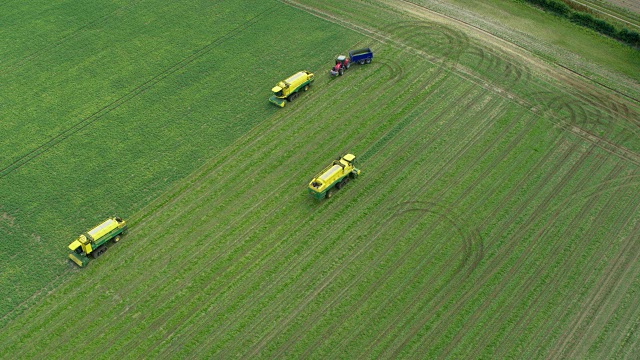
[0,4,279,179]
[428,86,636,354]
[358,112,542,357]
[375,58,405,82]
[278,201,480,358]
[375,128,581,357]
[384,138,592,358]
[371,0,639,164]
[502,140,639,357]
[286,0,537,123]
[419,114,557,357]
[0,1,144,73]
[484,161,628,359]
[528,87,640,166]
[196,67,480,358]
[424,146,608,358]
[358,22,471,164]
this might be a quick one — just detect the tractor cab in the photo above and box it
[331,55,351,76]
[335,55,348,66]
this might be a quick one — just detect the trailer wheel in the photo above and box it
[365,58,371,64]
[359,60,365,65]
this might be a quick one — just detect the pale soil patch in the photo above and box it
[602,0,640,15]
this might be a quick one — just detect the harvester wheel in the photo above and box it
[341,177,350,187]
[114,235,121,243]
[287,93,298,102]
[336,181,343,190]
[92,246,107,259]
[303,85,309,91]
[326,188,335,199]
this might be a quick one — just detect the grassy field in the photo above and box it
[0,0,360,318]
[1,0,639,358]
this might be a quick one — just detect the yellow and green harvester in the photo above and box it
[68,216,127,267]
[309,154,361,200]
[269,70,314,107]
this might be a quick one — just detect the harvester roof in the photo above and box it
[319,164,342,182]
[285,71,307,84]
[87,218,119,241]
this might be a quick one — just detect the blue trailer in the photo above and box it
[330,48,374,76]
[348,48,373,64]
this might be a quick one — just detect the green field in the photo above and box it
[1,0,639,358]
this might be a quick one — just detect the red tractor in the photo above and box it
[330,55,351,76]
